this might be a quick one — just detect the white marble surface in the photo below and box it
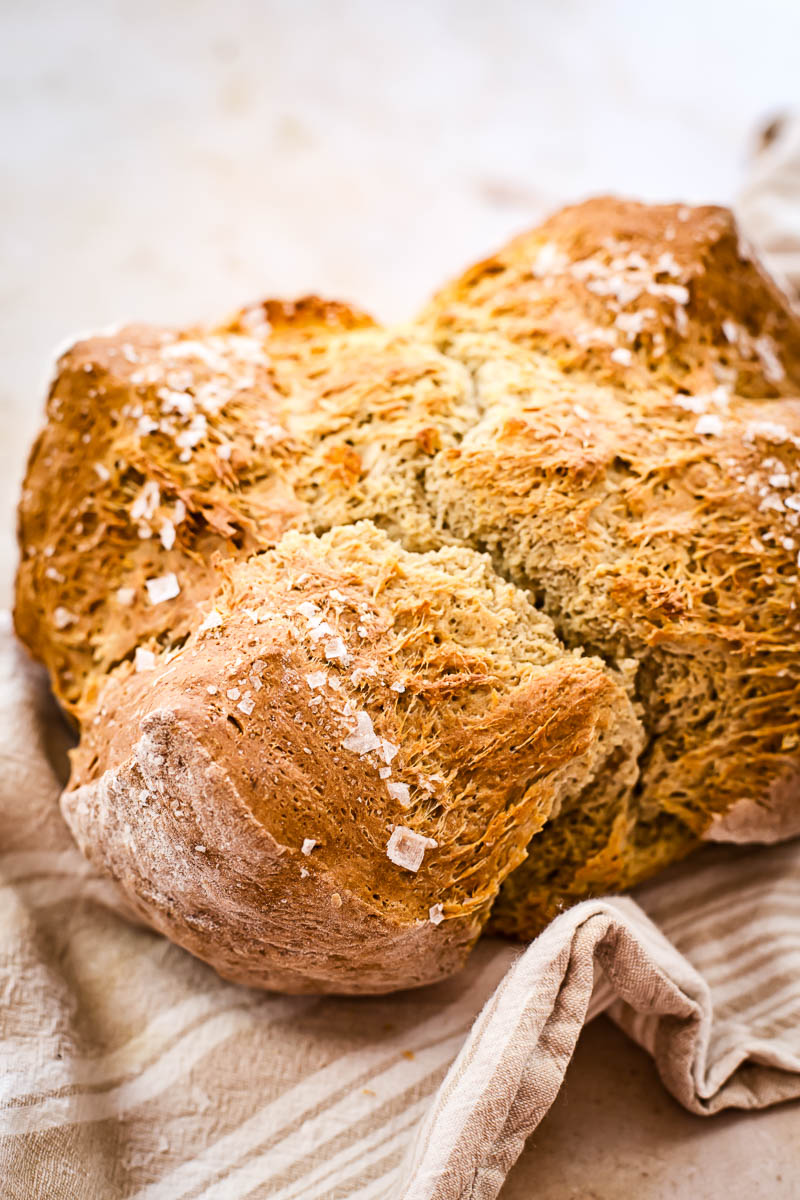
[3,2,800,1193]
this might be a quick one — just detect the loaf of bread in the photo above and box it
[15,198,800,992]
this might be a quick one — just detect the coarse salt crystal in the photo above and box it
[745,420,794,445]
[324,636,350,663]
[199,608,224,632]
[207,684,218,695]
[531,242,569,278]
[226,687,240,700]
[380,738,399,765]
[159,520,176,551]
[145,573,180,604]
[695,414,724,437]
[386,827,437,873]
[674,393,708,414]
[306,671,328,689]
[135,647,156,672]
[387,781,411,807]
[131,480,160,523]
[342,711,382,756]
[307,621,334,641]
[390,681,406,693]
[137,415,159,437]
[378,766,392,779]
[297,601,319,620]
[301,838,317,856]
[237,694,255,716]
[429,903,445,926]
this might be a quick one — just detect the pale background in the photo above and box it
[3,0,800,1193]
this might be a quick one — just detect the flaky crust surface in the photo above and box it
[16,198,800,991]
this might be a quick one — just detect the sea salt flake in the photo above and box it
[297,601,319,620]
[324,636,350,663]
[207,685,218,695]
[301,838,317,856]
[380,738,399,765]
[131,480,160,523]
[137,415,159,437]
[307,621,334,642]
[53,607,77,629]
[695,414,724,437]
[135,647,156,672]
[531,242,569,278]
[199,608,224,633]
[745,420,795,446]
[342,711,382,756]
[226,687,241,700]
[378,766,392,779]
[306,671,328,690]
[146,573,180,604]
[429,903,445,926]
[159,520,176,551]
[387,781,411,807]
[386,827,437,873]
[389,681,406,693]
[237,694,255,716]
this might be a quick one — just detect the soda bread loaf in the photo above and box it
[15,198,800,992]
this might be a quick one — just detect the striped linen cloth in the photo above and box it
[1,616,800,1200]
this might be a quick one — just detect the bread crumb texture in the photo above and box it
[16,200,800,992]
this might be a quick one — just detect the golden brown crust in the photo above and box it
[15,198,800,991]
[63,524,636,991]
[421,196,800,396]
